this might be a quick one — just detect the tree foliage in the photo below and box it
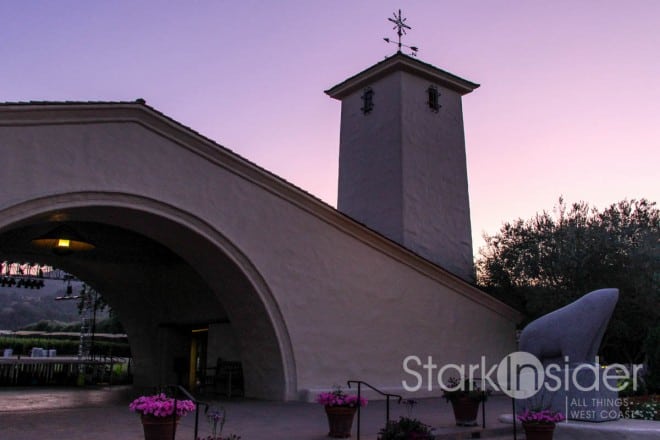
[0,286,80,330]
[477,198,659,364]
[644,325,660,392]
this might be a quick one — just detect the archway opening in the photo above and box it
[0,262,132,385]
[0,202,293,400]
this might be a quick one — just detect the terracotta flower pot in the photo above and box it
[450,396,480,426]
[522,422,556,440]
[324,405,357,438]
[140,414,180,440]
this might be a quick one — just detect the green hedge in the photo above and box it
[20,317,125,334]
[0,336,130,357]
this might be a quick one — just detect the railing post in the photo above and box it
[347,380,402,440]
[512,397,517,440]
[194,403,199,440]
[386,395,390,427]
[356,383,361,440]
[167,384,207,440]
[482,391,486,428]
[172,388,178,440]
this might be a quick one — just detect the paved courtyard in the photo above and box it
[0,386,517,439]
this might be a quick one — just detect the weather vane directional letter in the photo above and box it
[383,9,418,56]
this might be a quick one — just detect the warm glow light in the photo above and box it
[32,225,94,254]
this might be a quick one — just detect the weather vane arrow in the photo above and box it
[383,9,418,56]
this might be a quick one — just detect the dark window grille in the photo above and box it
[427,86,440,111]
[361,88,374,114]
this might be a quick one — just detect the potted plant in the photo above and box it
[129,393,196,440]
[441,377,488,426]
[378,416,433,440]
[196,406,241,440]
[317,385,368,438]
[516,408,565,440]
[378,398,433,440]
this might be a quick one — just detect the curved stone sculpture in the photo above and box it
[519,288,619,365]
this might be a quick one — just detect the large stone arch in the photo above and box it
[0,191,297,400]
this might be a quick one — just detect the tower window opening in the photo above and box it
[361,88,374,114]
[427,86,440,112]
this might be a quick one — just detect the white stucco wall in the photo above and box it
[400,72,474,282]
[337,70,474,282]
[207,323,240,363]
[0,104,519,400]
[337,73,404,243]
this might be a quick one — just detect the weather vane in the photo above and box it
[383,9,418,56]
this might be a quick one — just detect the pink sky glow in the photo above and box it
[2,1,658,255]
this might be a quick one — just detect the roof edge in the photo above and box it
[0,100,518,322]
[325,52,480,99]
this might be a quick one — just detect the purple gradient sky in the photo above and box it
[2,1,658,255]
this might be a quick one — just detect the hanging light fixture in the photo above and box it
[31,225,95,256]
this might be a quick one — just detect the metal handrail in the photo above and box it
[164,384,211,440]
[347,380,403,440]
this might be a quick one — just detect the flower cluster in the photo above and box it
[402,399,419,418]
[517,409,565,424]
[628,403,659,421]
[129,393,196,418]
[622,398,660,421]
[378,416,433,440]
[316,387,367,407]
[195,405,242,440]
[441,377,489,403]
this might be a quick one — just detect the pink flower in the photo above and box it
[129,393,196,418]
[316,389,367,408]
[517,409,565,424]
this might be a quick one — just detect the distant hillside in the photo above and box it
[0,279,82,330]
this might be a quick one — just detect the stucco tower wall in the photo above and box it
[400,72,474,282]
[336,65,474,282]
[337,72,404,243]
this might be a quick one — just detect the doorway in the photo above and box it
[189,327,208,391]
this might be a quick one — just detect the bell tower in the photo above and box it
[325,52,479,282]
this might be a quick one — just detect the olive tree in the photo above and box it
[477,198,659,364]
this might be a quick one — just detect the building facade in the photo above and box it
[0,54,519,400]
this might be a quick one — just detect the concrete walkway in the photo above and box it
[0,386,517,439]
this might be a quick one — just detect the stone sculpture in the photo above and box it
[518,288,620,422]
[519,288,619,366]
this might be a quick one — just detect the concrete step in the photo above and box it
[485,434,524,440]
[431,423,518,439]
